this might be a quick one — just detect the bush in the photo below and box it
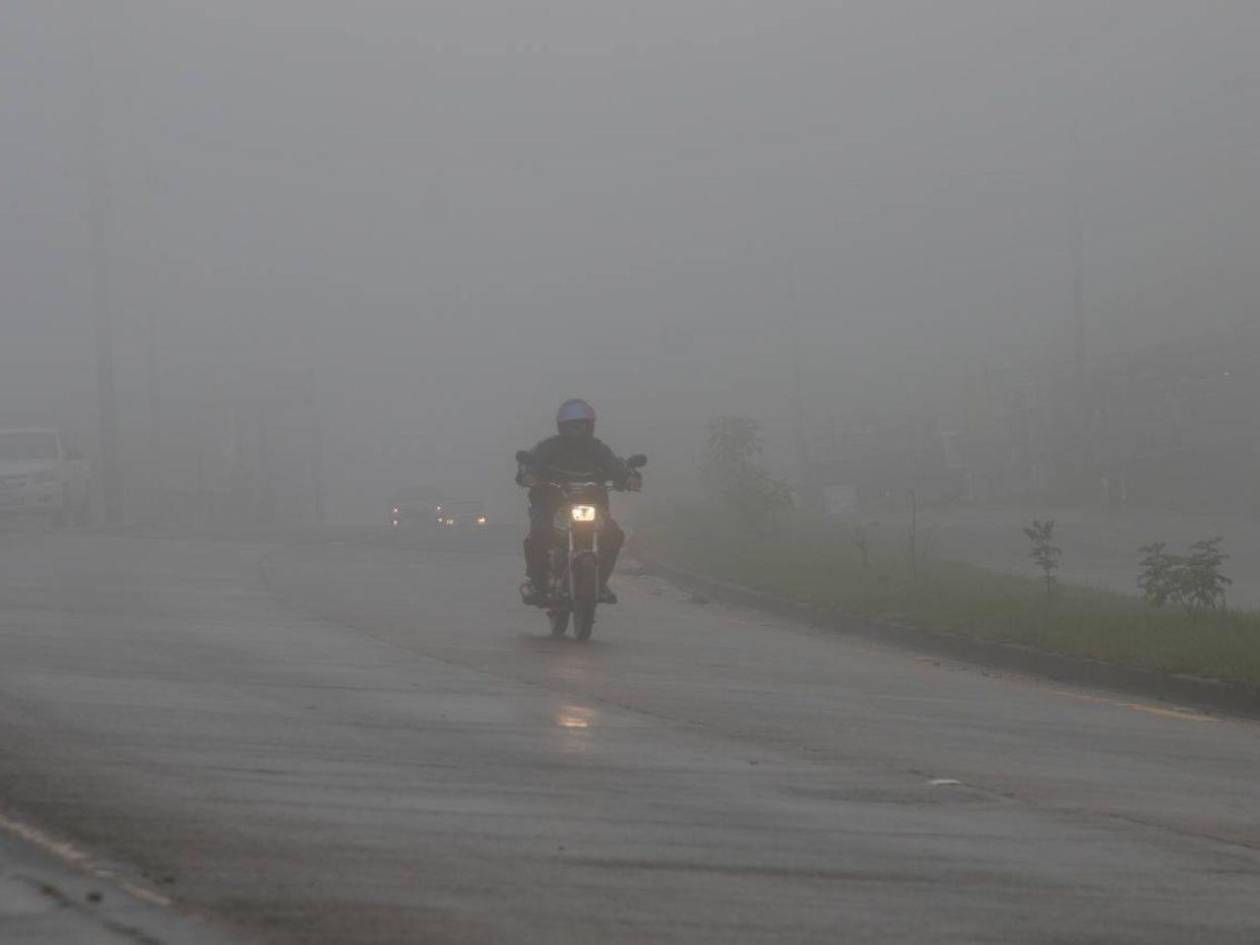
[1138,537,1232,613]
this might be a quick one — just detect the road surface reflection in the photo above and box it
[553,703,598,753]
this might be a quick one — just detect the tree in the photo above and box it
[1023,519,1062,602]
[1181,537,1232,612]
[1137,542,1178,609]
[699,416,792,536]
[854,522,872,568]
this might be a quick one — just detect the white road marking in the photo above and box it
[0,811,92,867]
[121,882,173,907]
[0,809,171,907]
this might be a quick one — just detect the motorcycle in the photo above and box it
[514,450,647,641]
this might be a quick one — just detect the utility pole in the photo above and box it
[1066,35,1089,388]
[83,7,123,522]
[305,369,325,524]
[790,311,816,511]
[92,250,123,523]
[1067,120,1096,502]
[1070,183,1087,383]
[146,311,160,465]
[907,488,919,579]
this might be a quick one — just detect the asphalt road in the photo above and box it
[1,529,1259,944]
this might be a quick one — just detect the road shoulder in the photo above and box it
[634,556,1260,720]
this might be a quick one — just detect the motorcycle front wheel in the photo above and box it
[571,555,598,641]
[548,609,570,638]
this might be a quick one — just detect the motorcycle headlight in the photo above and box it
[571,505,597,522]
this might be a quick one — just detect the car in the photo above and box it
[0,428,91,525]
[388,486,443,528]
[432,499,488,529]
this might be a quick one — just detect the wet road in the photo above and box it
[1,531,1259,944]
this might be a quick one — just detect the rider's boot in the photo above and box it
[521,573,549,606]
[598,531,622,605]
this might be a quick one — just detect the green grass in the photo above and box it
[635,507,1260,688]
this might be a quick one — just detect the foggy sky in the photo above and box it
[3,1,1258,518]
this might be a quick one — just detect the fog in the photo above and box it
[3,0,1258,522]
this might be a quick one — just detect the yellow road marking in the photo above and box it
[1049,690,1114,705]
[1050,689,1217,722]
[1121,703,1217,723]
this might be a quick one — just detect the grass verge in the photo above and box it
[635,507,1260,688]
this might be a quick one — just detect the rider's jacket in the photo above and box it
[517,435,631,505]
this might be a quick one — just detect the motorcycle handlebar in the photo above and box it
[515,450,645,493]
[516,465,642,491]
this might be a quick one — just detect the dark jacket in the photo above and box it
[517,434,631,502]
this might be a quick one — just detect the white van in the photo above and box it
[0,428,91,524]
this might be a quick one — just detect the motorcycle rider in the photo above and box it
[517,399,641,605]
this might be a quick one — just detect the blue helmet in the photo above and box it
[556,398,597,433]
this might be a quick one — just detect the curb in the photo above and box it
[635,557,1260,721]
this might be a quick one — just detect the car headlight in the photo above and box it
[571,505,597,522]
